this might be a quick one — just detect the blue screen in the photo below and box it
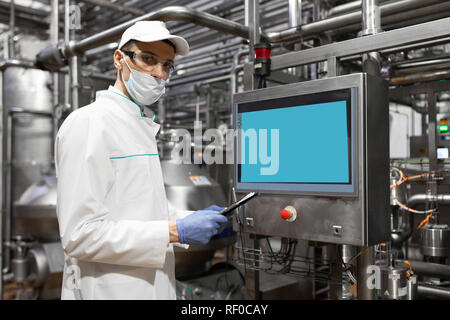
[239,101,350,183]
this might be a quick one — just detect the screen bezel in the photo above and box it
[234,83,359,197]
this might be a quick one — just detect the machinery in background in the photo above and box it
[233,73,390,246]
[2,0,450,301]
[0,62,111,299]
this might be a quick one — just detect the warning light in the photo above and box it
[439,118,449,133]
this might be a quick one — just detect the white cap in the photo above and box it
[118,21,189,56]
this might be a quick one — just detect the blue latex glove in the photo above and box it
[204,205,226,212]
[202,205,228,233]
[176,209,228,245]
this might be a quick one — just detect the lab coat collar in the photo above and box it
[96,86,157,121]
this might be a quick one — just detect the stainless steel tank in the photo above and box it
[15,162,234,281]
[378,264,409,300]
[14,174,59,242]
[1,62,112,299]
[420,224,450,257]
[161,160,235,278]
[158,129,235,278]
[3,66,54,237]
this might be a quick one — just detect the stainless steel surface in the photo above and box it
[3,0,450,301]
[361,0,382,36]
[233,73,390,246]
[35,3,450,72]
[5,68,53,201]
[80,0,145,16]
[14,175,58,241]
[391,69,450,85]
[361,0,381,76]
[427,91,438,171]
[288,0,302,28]
[356,246,376,300]
[417,283,450,299]
[396,259,450,280]
[341,244,356,265]
[28,245,49,288]
[161,161,228,211]
[245,0,260,62]
[70,55,80,110]
[271,17,450,71]
[378,264,408,300]
[161,160,233,278]
[69,6,250,57]
[266,0,444,43]
[408,193,450,208]
[51,0,59,149]
[420,224,450,257]
[2,66,54,276]
[407,274,418,300]
[9,0,15,59]
[328,0,364,17]
[0,61,110,298]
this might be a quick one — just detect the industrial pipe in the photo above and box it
[9,0,15,59]
[80,0,145,16]
[69,6,250,57]
[328,0,389,17]
[329,2,450,38]
[389,189,449,248]
[265,0,444,43]
[50,0,59,160]
[417,283,450,299]
[407,193,450,208]
[390,69,450,86]
[36,1,445,71]
[396,259,450,280]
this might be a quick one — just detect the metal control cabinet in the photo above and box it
[232,73,389,246]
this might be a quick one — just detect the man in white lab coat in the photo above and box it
[55,21,228,300]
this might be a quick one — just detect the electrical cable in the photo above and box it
[390,168,437,215]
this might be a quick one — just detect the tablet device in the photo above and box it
[219,192,259,216]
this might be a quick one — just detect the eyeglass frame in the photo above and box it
[121,50,175,76]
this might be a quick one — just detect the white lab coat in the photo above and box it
[55,86,190,300]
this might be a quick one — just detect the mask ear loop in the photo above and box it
[119,50,133,84]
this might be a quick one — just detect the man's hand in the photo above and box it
[175,208,228,245]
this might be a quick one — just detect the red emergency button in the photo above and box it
[280,206,297,222]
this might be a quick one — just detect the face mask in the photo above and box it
[121,53,166,106]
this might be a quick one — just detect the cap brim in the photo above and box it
[126,34,189,56]
[165,35,189,56]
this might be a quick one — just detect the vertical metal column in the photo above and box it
[427,91,438,172]
[310,0,320,80]
[245,0,260,62]
[288,0,302,29]
[8,0,15,59]
[243,1,261,298]
[426,90,439,224]
[327,244,343,299]
[51,0,59,158]
[288,0,303,77]
[64,0,71,111]
[356,246,376,299]
[361,0,382,76]
[357,0,382,300]
[341,244,356,300]
[244,0,260,91]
